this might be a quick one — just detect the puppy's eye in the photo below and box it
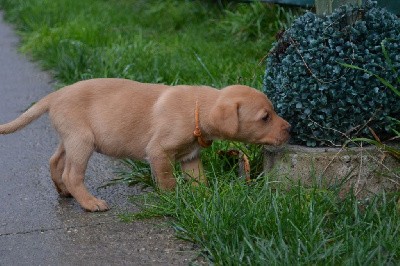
[262,114,269,122]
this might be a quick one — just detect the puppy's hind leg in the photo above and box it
[62,135,109,212]
[49,143,71,197]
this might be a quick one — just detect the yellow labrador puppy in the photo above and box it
[0,79,290,211]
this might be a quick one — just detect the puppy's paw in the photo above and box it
[82,198,110,212]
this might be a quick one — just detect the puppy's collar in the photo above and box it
[193,100,213,148]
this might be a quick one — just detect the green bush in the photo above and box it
[263,1,400,147]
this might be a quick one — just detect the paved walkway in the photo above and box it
[0,11,196,265]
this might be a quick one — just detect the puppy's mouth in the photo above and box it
[260,134,290,146]
[273,138,289,146]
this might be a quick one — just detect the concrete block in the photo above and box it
[264,145,400,198]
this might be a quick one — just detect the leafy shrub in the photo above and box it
[343,48,400,160]
[263,1,400,147]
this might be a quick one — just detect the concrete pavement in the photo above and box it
[0,11,197,265]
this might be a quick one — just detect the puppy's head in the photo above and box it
[210,85,290,146]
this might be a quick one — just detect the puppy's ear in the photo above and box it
[210,101,239,138]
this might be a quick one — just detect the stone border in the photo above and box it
[263,144,400,198]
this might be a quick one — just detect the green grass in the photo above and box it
[118,140,400,265]
[2,0,399,264]
[0,0,292,88]
[122,168,400,265]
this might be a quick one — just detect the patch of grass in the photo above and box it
[110,141,265,189]
[100,159,154,190]
[124,175,400,265]
[218,1,299,42]
[115,139,400,264]
[0,0,293,88]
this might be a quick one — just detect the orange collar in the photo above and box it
[193,100,213,148]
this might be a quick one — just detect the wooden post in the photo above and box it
[315,0,362,15]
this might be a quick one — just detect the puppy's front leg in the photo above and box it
[181,157,208,186]
[148,155,176,190]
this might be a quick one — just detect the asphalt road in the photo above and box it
[0,11,197,265]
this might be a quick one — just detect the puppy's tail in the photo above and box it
[0,92,56,134]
